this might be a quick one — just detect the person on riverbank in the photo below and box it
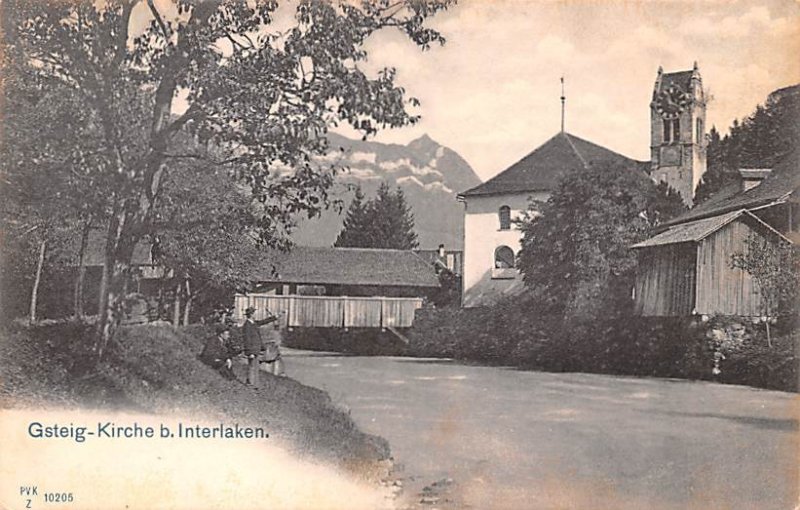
[242,307,264,387]
[260,319,285,377]
[200,323,236,380]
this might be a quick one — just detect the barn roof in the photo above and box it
[459,131,647,197]
[664,149,800,227]
[632,209,789,249]
[250,246,440,288]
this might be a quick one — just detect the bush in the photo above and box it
[403,304,798,392]
[270,294,798,393]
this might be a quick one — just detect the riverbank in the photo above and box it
[0,321,391,481]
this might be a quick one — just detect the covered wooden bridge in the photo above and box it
[235,246,439,329]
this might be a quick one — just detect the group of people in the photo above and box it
[199,306,284,386]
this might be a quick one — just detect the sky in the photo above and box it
[342,0,800,181]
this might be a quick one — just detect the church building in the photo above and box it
[458,64,707,307]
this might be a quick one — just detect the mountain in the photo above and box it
[289,133,482,250]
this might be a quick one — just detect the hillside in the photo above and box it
[0,321,391,475]
[291,133,482,250]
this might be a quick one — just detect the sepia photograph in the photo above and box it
[0,0,798,508]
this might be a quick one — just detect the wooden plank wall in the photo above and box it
[234,294,424,328]
[696,221,762,316]
[633,244,696,316]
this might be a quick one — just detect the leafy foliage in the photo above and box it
[695,85,800,204]
[334,182,419,249]
[1,0,453,351]
[516,162,686,322]
[730,235,799,329]
[153,152,265,320]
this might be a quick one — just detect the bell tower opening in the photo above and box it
[650,62,707,207]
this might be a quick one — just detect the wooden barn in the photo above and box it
[236,246,440,329]
[631,210,790,317]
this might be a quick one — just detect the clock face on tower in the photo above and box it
[655,84,690,120]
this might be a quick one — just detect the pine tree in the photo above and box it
[334,182,419,250]
[334,186,370,248]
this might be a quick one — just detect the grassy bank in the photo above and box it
[0,321,390,478]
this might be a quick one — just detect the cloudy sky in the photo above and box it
[344,0,800,181]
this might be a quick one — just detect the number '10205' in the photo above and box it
[44,492,74,503]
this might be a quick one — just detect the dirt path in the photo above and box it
[284,348,799,510]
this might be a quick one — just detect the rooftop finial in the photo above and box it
[560,75,566,133]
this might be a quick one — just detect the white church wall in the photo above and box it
[462,191,548,307]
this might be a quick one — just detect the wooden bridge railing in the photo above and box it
[233,294,424,329]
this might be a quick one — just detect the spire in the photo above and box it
[560,75,566,133]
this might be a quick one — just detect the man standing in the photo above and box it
[200,323,236,380]
[242,306,263,387]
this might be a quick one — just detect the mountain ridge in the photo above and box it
[290,133,482,250]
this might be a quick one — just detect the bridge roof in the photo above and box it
[251,246,440,288]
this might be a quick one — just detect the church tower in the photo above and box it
[650,62,707,207]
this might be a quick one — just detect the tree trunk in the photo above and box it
[765,319,772,348]
[172,280,182,327]
[74,220,91,318]
[29,238,47,324]
[95,209,135,359]
[182,278,192,326]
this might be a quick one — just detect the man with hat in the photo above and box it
[200,323,236,380]
[242,306,264,386]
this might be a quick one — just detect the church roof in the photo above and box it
[459,131,647,197]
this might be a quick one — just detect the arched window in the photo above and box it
[498,205,511,230]
[672,118,680,142]
[663,119,671,143]
[494,245,515,269]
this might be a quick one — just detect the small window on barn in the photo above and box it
[499,206,511,230]
[494,245,515,269]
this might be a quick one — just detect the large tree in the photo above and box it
[334,182,419,249]
[333,185,370,247]
[517,164,686,322]
[2,0,452,356]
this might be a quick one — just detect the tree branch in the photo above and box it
[111,0,136,71]
[146,0,170,40]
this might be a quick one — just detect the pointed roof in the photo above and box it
[631,209,790,249]
[660,70,694,91]
[459,132,647,197]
